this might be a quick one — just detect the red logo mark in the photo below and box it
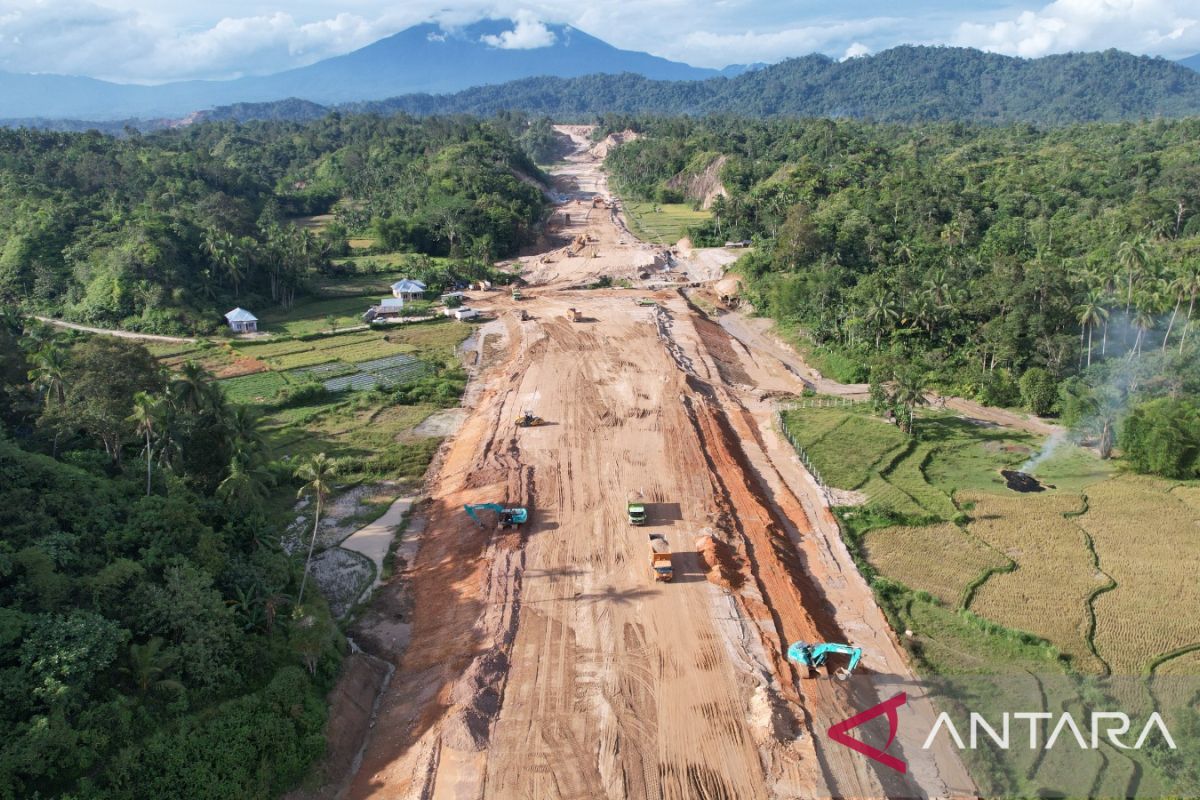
[827,692,907,773]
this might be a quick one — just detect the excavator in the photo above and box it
[464,503,529,530]
[515,411,545,427]
[787,641,864,680]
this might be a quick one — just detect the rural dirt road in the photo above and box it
[342,127,976,799]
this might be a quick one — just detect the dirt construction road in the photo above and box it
[345,128,974,799]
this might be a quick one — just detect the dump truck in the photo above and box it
[635,298,657,307]
[627,501,647,525]
[649,534,673,582]
[512,288,524,301]
[565,308,582,322]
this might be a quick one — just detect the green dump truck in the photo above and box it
[627,501,647,525]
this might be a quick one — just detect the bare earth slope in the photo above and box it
[344,127,974,799]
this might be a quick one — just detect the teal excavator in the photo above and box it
[464,503,529,530]
[787,641,864,680]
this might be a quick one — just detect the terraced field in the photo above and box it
[1080,477,1200,674]
[961,490,1106,672]
[623,201,711,245]
[863,522,1008,606]
[784,404,1200,682]
[216,323,463,402]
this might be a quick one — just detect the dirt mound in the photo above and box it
[589,129,639,159]
[443,648,509,751]
[695,534,744,590]
[714,276,742,299]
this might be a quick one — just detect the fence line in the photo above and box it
[775,409,825,490]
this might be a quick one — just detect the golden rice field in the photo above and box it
[1155,648,1200,675]
[961,490,1108,672]
[1078,476,1200,675]
[1168,483,1200,511]
[864,522,1008,606]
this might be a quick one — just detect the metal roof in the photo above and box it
[224,307,258,322]
[391,279,426,292]
[380,298,404,307]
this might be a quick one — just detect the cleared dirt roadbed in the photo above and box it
[343,130,972,800]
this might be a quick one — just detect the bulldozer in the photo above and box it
[787,641,864,680]
[464,503,529,530]
[515,411,545,427]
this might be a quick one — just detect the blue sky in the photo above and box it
[0,0,1197,82]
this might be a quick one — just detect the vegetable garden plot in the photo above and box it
[219,371,291,404]
[322,353,431,393]
[286,361,355,381]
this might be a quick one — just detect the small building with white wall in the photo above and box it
[224,307,258,333]
[391,279,427,301]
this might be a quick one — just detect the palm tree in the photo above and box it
[218,457,272,509]
[1076,289,1109,369]
[864,291,900,350]
[1117,235,1150,315]
[28,342,68,409]
[127,391,163,496]
[1162,270,1186,352]
[122,638,182,696]
[171,361,208,412]
[1130,303,1156,358]
[1176,265,1200,354]
[294,453,337,609]
[890,370,928,435]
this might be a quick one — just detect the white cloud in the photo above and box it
[842,41,871,60]
[479,10,556,50]
[657,17,898,67]
[954,0,1200,59]
[0,0,428,81]
[1,1,1198,84]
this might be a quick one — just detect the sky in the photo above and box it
[0,0,1197,83]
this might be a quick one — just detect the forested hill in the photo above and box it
[180,46,1200,127]
[0,114,549,334]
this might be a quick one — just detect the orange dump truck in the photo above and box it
[649,534,673,582]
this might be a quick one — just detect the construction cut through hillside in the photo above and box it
[338,126,977,799]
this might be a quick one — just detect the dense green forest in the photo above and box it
[0,313,342,798]
[0,114,548,334]
[168,47,1200,129]
[604,116,1200,475]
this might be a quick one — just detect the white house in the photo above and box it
[391,279,427,301]
[224,307,258,333]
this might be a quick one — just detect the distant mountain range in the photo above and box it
[0,19,751,121]
[1,20,1199,127]
[176,47,1200,128]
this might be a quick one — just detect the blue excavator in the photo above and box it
[464,503,529,530]
[787,641,864,680]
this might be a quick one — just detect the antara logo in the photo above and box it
[827,692,908,773]
[826,693,1178,774]
[922,711,1177,751]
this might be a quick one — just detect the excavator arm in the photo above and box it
[464,503,505,526]
[464,503,529,529]
[786,641,864,678]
